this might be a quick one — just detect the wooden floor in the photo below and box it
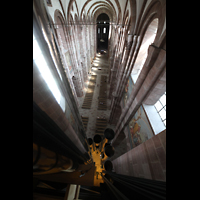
[98,75,107,110]
[95,118,107,136]
[81,116,89,131]
[82,75,97,109]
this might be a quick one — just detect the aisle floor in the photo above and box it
[77,52,115,139]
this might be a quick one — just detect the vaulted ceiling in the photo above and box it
[67,0,130,24]
[47,0,131,26]
[46,0,166,47]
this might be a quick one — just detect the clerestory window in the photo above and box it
[154,92,166,126]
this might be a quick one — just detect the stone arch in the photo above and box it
[131,18,159,83]
[55,9,83,97]
[74,13,79,24]
[54,10,76,88]
[128,0,136,35]
[136,0,166,47]
[82,13,86,24]
[74,13,79,34]
[91,4,114,21]
[67,0,74,23]
[79,0,118,24]
[54,9,68,50]
[54,9,65,25]
[113,0,122,24]
[129,1,166,105]
[87,1,114,16]
[128,0,166,85]
[88,1,116,22]
[74,0,79,18]
[117,10,122,25]
[122,9,129,27]
[69,13,75,26]
[69,13,77,55]
[93,8,113,23]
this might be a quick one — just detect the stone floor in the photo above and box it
[77,52,115,140]
[77,52,128,165]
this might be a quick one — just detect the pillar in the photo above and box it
[109,34,135,124]
[112,45,166,147]
[66,26,84,94]
[78,25,88,82]
[72,75,83,97]
[108,26,123,99]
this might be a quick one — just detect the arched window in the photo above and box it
[131,18,158,83]
[154,92,166,126]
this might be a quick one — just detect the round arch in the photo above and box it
[131,18,159,83]
[136,0,166,48]
[128,0,136,35]
[86,1,115,18]
[91,4,114,21]
[93,8,113,23]
[54,9,68,51]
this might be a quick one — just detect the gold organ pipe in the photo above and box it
[33,143,73,175]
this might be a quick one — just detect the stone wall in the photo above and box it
[112,129,166,181]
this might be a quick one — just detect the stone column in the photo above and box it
[108,24,115,68]
[108,46,116,83]
[111,26,122,65]
[81,61,87,82]
[72,75,83,97]
[73,25,84,89]
[108,56,120,99]
[108,26,117,78]
[82,25,89,74]
[86,23,91,72]
[94,24,97,58]
[108,26,123,99]
[109,92,122,125]
[112,46,166,147]
[116,35,140,99]
[67,27,84,95]
[109,34,134,124]
[115,28,124,57]
[79,25,88,82]
[76,26,85,87]
[55,25,80,105]
[90,22,93,59]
